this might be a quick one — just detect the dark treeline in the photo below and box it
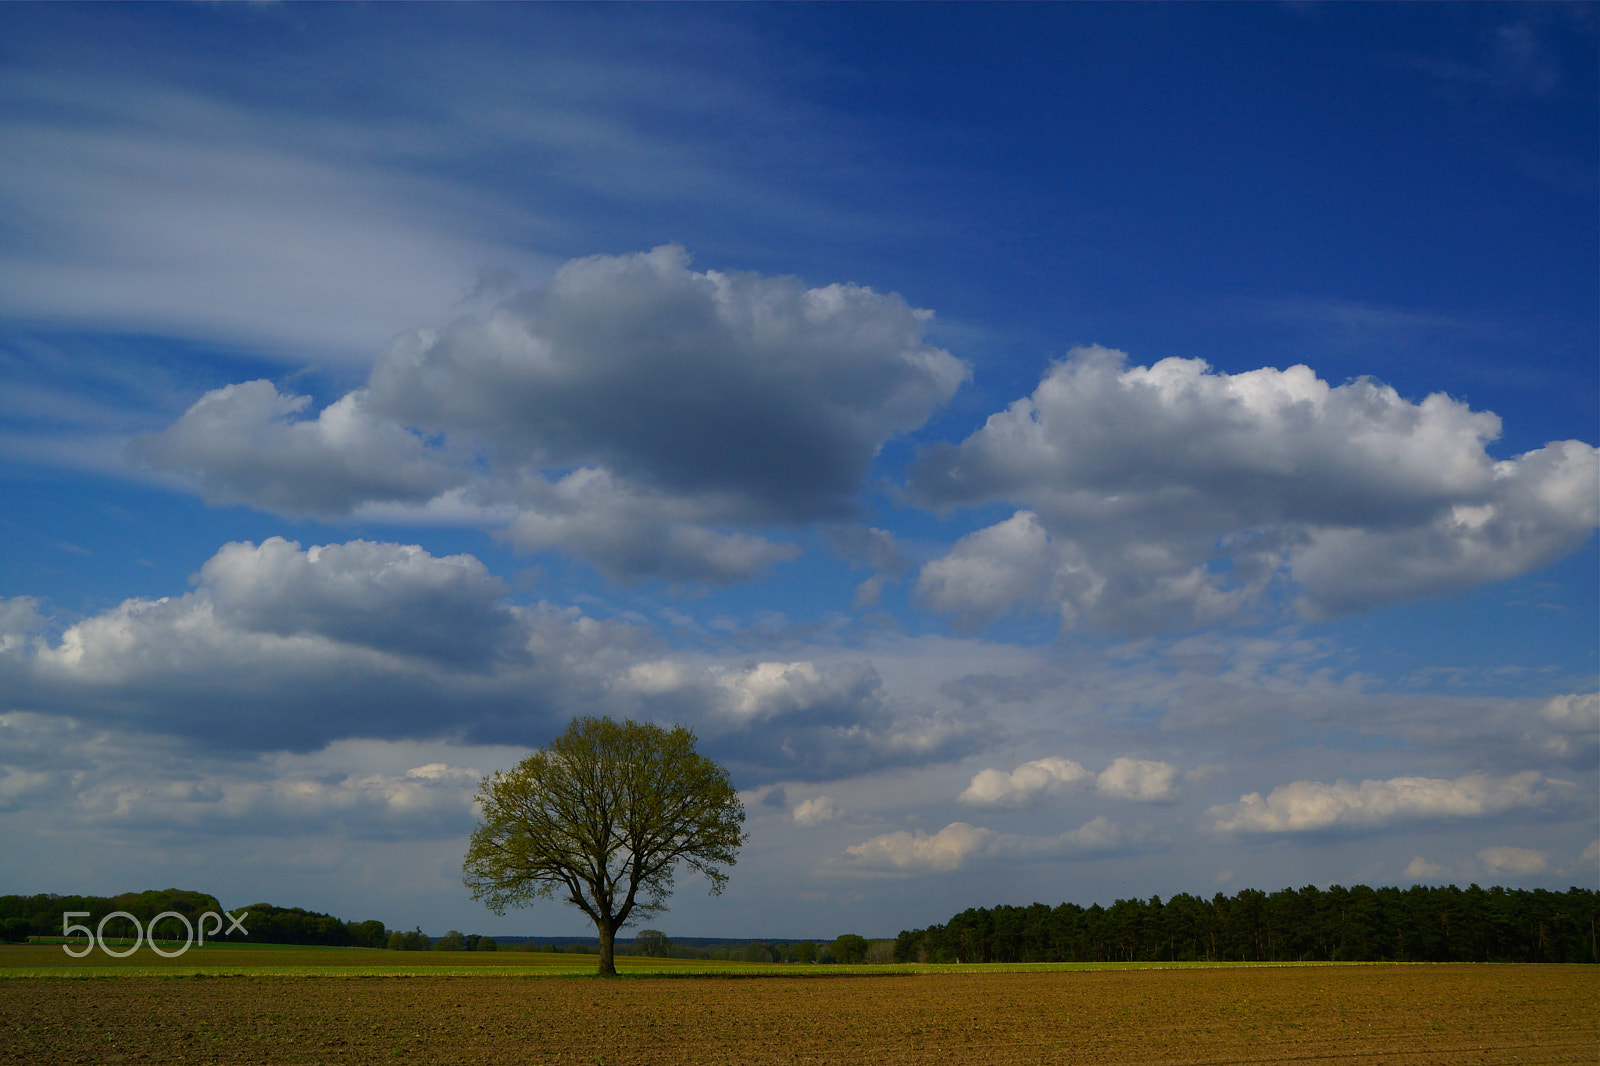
[237,903,389,947]
[495,932,890,963]
[0,890,388,948]
[1,889,223,943]
[896,884,1599,964]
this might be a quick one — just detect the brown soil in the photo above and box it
[1,964,1593,1065]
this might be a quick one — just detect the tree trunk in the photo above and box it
[596,917,617,976]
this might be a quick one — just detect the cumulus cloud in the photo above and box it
[198,537,513,665]
[959,755,1179,808]
[916,512,1074,628]
[1288,439,1599,618]
[1209,770,1567,833]
[841,816,1121,873]
[3,538,638,751]
[792,795,843,826]
[372,246,966,513]
[1538,692,1599,732]
[0,539,972,782]
[501,467,801,584]
[1095,756,1180,803]
[0,712,492,839]
[1403,856,1451,881]
[0,597,40,653]
[843,821,993,872]
[1535,692,1600,763]
[959,757,1090,808]
[612,657,985,783]
[130,383,462,515]
[1477,846,1548,876]
[910,347,1597,631]
[138,247,966,583]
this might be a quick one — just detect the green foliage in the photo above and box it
[831,933,868,963]
[0,890,397,949]
[234,903,393,947]
[387,928,430,951]
[633,929,671,957]
[434,930,466,951]
[0,888,222,941]
[462,716,745,975]
[895,884,1600,964]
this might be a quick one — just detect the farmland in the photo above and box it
[0,945,1593,1064]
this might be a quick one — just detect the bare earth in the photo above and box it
[2,964,1593,1065]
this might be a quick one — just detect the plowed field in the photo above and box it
[2,963,1592,1065]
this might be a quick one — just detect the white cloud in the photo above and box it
[959,755,1178,808]
[911,347,1597,631]
[1539,692,1599,732]
[4,538,640,751]
[843,821,994,872]
[0,597,39,653]
[1477,846,1548,876]
[369,245,965,516]
[138,246,966,583]
[841,816,1122,873]
[916,512,1078,627]
[0,539,979,780]
[608,656,984,783]
[792,795,842,826]
[198,537,512,664]
[502,467,800,584]
[1289,439,1599,618]
[130,384,461,517]
[1096,756,1180,803]
[959,756,1090,808]
[1209,770,1566,833]
[0,84,535,362]
[712,662,836,722]
[1403,856,1451,880]
[0,711,498,839]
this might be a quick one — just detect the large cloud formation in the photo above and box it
[910,347,1598,631]
[0,540,970,779]
[134,247,967,583]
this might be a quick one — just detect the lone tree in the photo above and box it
[463,716,745,976]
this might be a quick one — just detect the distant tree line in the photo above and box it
[0,891,390,948]
[1,889,225,943]
[396,929,498,951]
[238,903,390,947]
[516,931,895,964]
[895,885,1599,964]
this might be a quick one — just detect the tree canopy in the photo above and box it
[462,716,745,975]
[895,884,1599,964]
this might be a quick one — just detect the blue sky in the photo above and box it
[0,3,1594,940]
